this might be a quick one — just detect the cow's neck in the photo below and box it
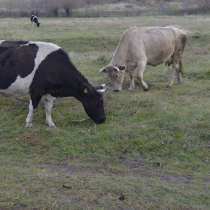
[111,37,128,66]
[50,65,92,100]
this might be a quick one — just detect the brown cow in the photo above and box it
[100,26,187,91]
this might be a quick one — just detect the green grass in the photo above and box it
[0,16,210,209]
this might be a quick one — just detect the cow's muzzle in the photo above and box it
[95,116,106,124]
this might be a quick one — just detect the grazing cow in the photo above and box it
[100,26,187,91]
[30,15,40,27]
[0,40,106,127]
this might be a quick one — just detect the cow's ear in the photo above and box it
[99,66,108,73]
[100,65,114,73]
[117,65,126,71]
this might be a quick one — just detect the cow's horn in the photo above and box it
[96,84,106,93]
[100,83,106,88]
[99,66,107,73]
[113,66,120,72]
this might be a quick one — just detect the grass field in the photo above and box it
[0,16,210,210]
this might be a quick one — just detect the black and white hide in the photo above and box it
[0,40,106,127]
[30,15,40,27]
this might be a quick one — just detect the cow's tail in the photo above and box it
[176,33,187,77]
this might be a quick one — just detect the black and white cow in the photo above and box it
[0,40,106,127]
[30,15,40,27]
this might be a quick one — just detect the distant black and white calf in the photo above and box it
[30,15,40,27]
[0,40,106,127]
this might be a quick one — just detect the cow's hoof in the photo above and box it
[47,122,56,128]
[49,125,56,128]
[113,89,120,92]
[143,87,149,91]
[25,122,33,128]
[128,87,135,91]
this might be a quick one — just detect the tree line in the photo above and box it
[1,0,210,17]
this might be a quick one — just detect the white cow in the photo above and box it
[100,26,187,91]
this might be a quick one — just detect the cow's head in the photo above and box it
[79,84,106,124]
[100,65,126,91]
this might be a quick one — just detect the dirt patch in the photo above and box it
[18,131,43,147]
[0,159,209,210]
[35,158,196,186]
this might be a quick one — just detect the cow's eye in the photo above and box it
[83,88,88,94]
[114,74,119,78]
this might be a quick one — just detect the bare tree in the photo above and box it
[59,0,85,16]
[197,0,210,9]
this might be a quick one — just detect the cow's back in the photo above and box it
[124,27,177,66]
[0,41,60,96]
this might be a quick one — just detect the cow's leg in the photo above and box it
[25,93,42,128]
[168,59,183,87]
[136,61,149,91]
[167,63,177,87]
[176,60,183,84]
[128,70,136,90]
[42,94,56,128]
[25,100,34,128]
